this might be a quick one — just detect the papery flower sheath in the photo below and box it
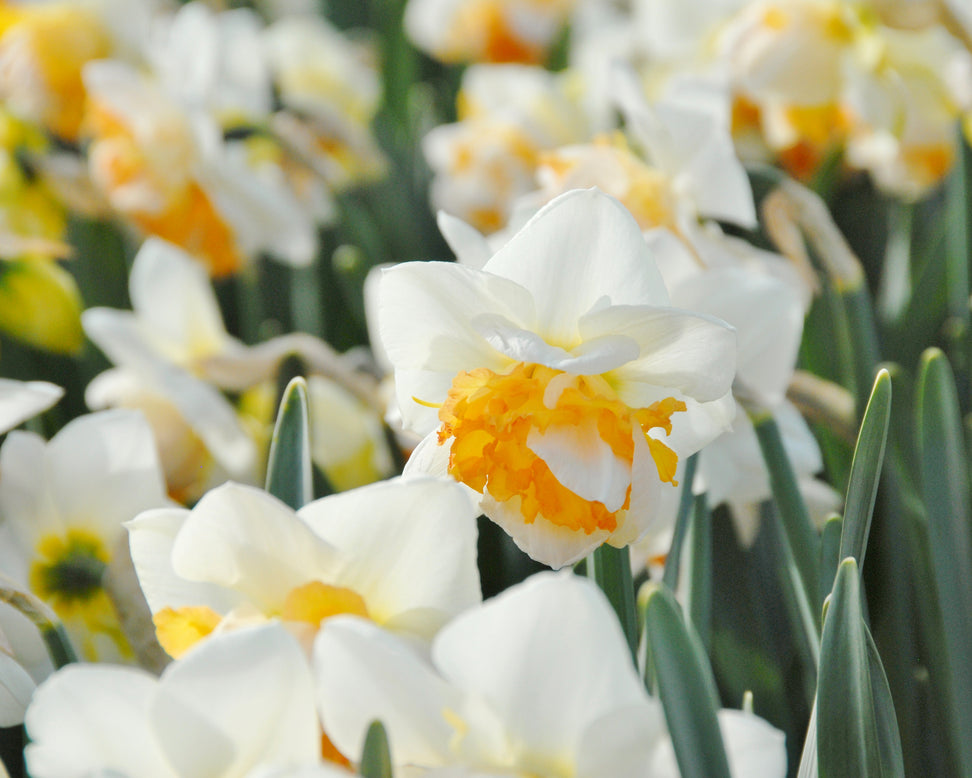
[378,188,736,568]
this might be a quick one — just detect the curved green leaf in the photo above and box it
[819,515,842,607]
[265,376,312,510]
[839,369,892,569]
[916,348,972,776]
[817,558,887,778]
[642,583,730,778]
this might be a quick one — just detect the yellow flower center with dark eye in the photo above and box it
[29,528,109,612]
[436,362,685,534]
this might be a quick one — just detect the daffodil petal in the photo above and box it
[576,703,669,778]
[83,309,258,478]
[526,418,632,512]
[314,616,458,767]
[482,493,610,569]
[432,573,648,756]
[483,189,671,344]
[128,238,230,362]
[474,314,640,374]
[0,380,62,434]
[25,665,172,778]
[127,508,244,616]
[170,482,340,613]
[297,477,481,638]
[149,624,320,775]
[46,409,170,540]
[378,260,534,373]
[672,268,803,408]
[582,305,736,403]
[438,210,492,269]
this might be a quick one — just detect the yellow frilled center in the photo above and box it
[153,582,370,659]
[436,362,685,535]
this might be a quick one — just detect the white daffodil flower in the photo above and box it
[404,0,577,65]
[82,59,315,276]
[264,15,387,192]
[0,378,61,434]
[315,572,787,777]
[83,237,382,486]
[0,409,171,665]
[423,64,594,234]
[127,478,480,660]
[378,188,736,569]
[24,623,323,778]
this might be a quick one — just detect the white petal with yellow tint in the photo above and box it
[315,615,459,767]
[170,482,340,613]
[298,477,480,639]
[483,189,670,345]
[0,379,62,434]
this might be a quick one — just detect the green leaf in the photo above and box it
[265,376,312,510]
[683,493,712,651]
[915,347,972,776]
[863,622,906,778]
[360,720,394,778]
[751,410,820,620]
[819,515,842,607]
[587,543,638,665]
[642,583,730,778]
[817,558,885,778]
[662,453,699,590]
[839,369,892,569]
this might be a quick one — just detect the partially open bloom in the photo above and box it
[25,623,324,777]
[127,477,480,659]
[315,572,787,776]
[379,189,736,568]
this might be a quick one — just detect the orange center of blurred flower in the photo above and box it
[437,362,684,534]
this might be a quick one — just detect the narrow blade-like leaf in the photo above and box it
[839,369,892,569]
[265,376,312,510]
[642,583,730,778]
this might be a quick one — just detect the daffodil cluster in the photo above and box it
[0,0,969,776]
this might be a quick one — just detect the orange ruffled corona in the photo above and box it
[437,362,685,535]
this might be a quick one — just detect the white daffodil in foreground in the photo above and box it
[379,188,736,568]
[25,623,322,778]
[127,477,480,660]
[0,409,171,663]
[315,572,787,777]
